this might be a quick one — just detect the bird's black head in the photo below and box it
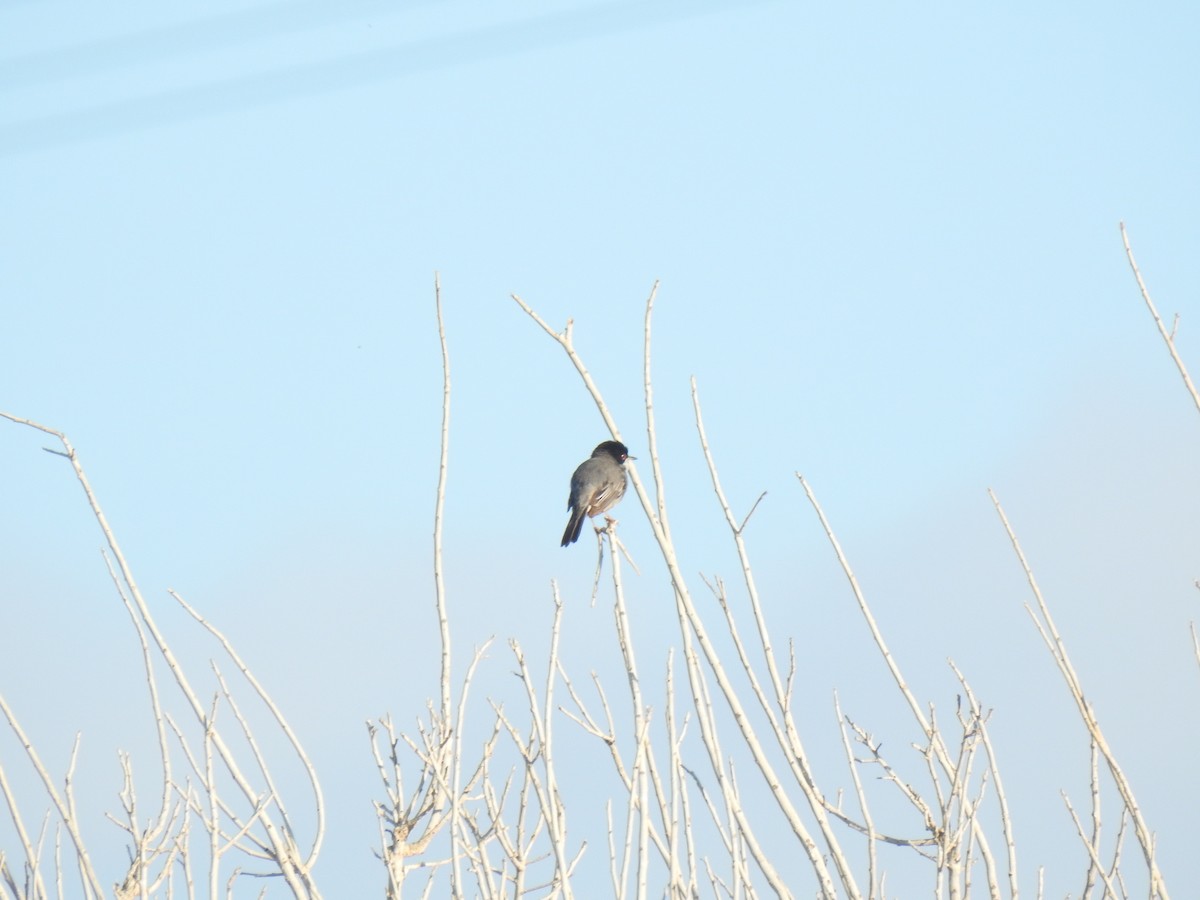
[593,441,633,463]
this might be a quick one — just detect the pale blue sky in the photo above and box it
[2,0,1199,894]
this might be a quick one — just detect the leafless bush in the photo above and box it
[1,225,1183,897]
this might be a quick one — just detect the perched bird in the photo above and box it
[561,440,634,547]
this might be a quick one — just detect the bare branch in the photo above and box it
[0,698,103,896]
[433,273,453,723]
[1120,222,1200,415]
[990,489,1169,898]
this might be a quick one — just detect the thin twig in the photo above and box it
[834,692,878,900]
[1119,222,1200,415]
[990,489,1169,898]
[0,697,104,895]
[433,273,453,722]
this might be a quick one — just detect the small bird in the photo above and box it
[561,440,634,547]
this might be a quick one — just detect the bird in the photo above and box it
[561,440,634,547]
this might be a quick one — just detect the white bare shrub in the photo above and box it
[0,224,1183,897]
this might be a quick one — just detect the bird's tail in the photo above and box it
[561,508,587,546]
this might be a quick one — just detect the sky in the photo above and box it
[2,0,1199,895]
